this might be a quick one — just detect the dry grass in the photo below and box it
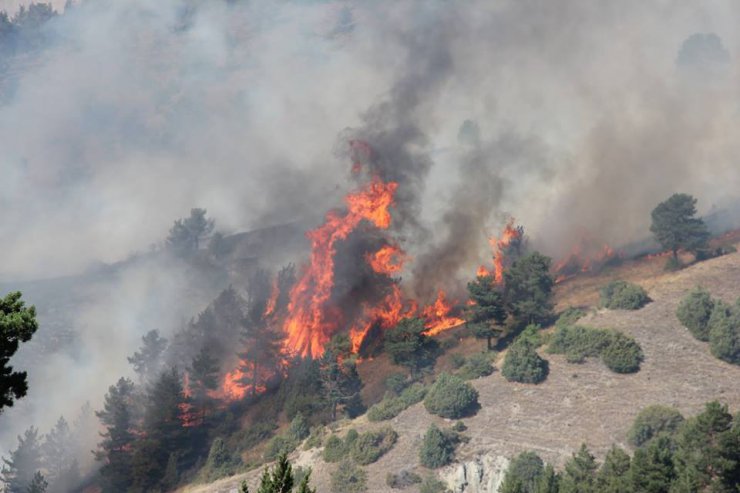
[184,247,740,493]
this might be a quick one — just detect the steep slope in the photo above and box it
[184,247,740,493]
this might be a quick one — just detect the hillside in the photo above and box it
[184,246,740,493]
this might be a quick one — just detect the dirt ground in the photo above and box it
[184,247,740,493]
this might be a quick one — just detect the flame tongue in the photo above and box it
[366,243,409,275]
[282,177,399,358]
[422,290,464,336]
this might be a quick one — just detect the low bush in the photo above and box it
[330,460,367,493]
[600,280,650,310]
[323,435,347,463]
[517,324,544,347]
[367,383,428,422]
[263,434,297,461]
[288,413,310,442]
[708,300,740,365]
[386,470,422,489]
[556,307,586,327]
[419,475,450,493]
[501,340,548,384]
[424,373,479,419]
[548,325,643,373]
[350,427,398,465]
[628,405,685,447]
[452,421,467,432]
[601,333,644,374]
[676,287,715,341]
[385,373,409,395]
[304,425,325,450]
[419,424,456,469]
[457,352,494,380]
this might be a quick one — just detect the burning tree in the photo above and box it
[319,349,363,421]
[384,317,439,378]
[188,347,220,422]
[466,275,507,350]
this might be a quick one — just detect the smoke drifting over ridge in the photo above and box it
[3,0,740,465]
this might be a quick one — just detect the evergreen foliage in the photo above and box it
[559,444,598,493]
[349,427,398,465]
[466,275,507,350]
[1,427,42,493]
[423,373,479,419]
[127,329,168,382]
[457,352,494,380]
[650,193,709,260]
[0,291,39,413]
[499,451,545,493]
[419,424,455,469]
[676,287,715,341]
[595,446,630,493]
[384,317,439,377]
[628,405,684,447]
[330,460,367,493]
[707,300,740,364]
[503,252,555,326]
[548,325,643,373]
[599,281,649,310]
[94,378,136,493]
[166,208,215,255]
[501,339,548,384]
[367,383,428,421]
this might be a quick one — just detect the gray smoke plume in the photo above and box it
[3,0,740,473]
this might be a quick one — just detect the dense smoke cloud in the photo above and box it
[3,0,740,467]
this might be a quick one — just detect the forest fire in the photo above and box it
[281,177,399,359]
[365,244,409,275]
[553,233,622,282]
[422,290,465,336]
[478,218,525,283]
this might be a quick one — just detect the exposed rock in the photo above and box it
[441,453,509,493]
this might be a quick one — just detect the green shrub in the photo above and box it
[549,325,643,373]
[350,427,398,465]
[628,405,685,447]
[367,383,428,422]
[501,340,548,384]
[601,333,644,373]
[676,287,715,341]
[263,434,297,461]
[385,373,409,394]
[419,424,455,468]
[708,301,740,365]
[424,373,479,419]
[517,324,544,347]
[557,307,586,327]
[386,470,422,489]
[288,413,310,442]
[345,428,359,445]
[330,460,367,493]
[457,352,494,380]
[304,426,325,450]
[450,353,467,369]
[323,435,346,463]
[452,421,467,432]
[201,437,238,481]
[419,475,450,493]
[600,280,650,310]
[499,451,545,493]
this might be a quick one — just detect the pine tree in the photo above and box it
[189,346,220,421]
[1,427,43,493]
[466,275,507,350]
[127,329,168,382]
[384,317,439,378]
[559,444,598,493]
[595,446,631,493]
[42,417,80,493]
[319,350,363,420]
[25,472,47,493]
[94,378,136,493]
[0,291,39,413]
[503,252,554,327]
[629,436,675,493]
[650,193,709,260]
[166,208,215,255]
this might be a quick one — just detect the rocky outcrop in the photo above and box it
[441,453,509,493]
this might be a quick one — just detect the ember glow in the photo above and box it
[263,278,280,318]
[281,177,399,358]
[422,290,465,336]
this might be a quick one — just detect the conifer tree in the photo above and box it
[559,444,598,493]
[189,346,220,421]
[466,275,507,350]
[1,427,43,493]
[95,378,136,493]
[127,329,168,383]
[0,291,39,413]
[42,417,80,493]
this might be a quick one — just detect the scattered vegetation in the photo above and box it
[330,460,367,493]
[676,287,715,341]
[599,280,650,310]
[367,383,428,422]
[423,373,479,419]
[548,325,643,373]
[349,427,398,465]
[628,405,685,447]
[501,340,548,384]
[456,352,494,380]
[419,424,456,469]
[556,307,586,327]
[499,451,553,493]
[384,317,440,377]
[419,474,450,493]
[241,453,315,493]
[322,429,359,463]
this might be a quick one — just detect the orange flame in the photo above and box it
[282,177,399,358]
[422,290,465,336]
[478,218,523,284]
[264,277,280,318]
[553,233,621,281]
[366,244,409,275]
[349,284,417,353]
